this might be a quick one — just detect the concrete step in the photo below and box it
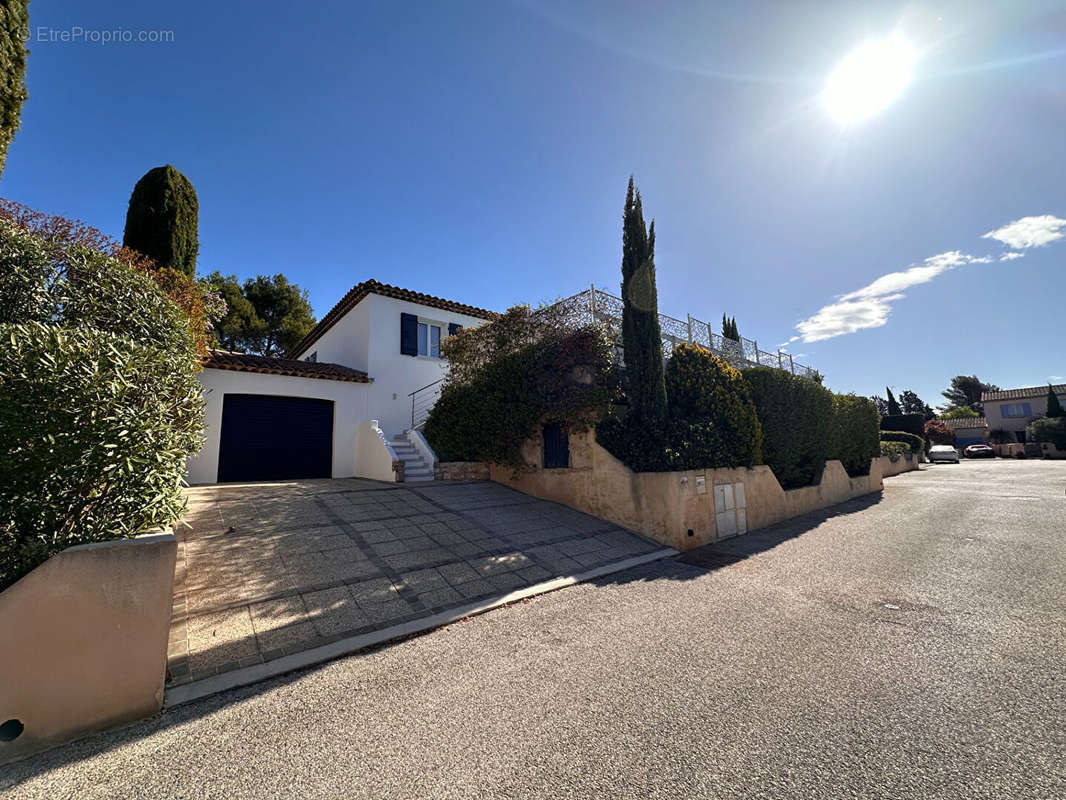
[403,474,435,483]
[404,466,433,477]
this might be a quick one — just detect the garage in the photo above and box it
[217,394,335,482]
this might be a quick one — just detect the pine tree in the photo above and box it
[123,165,200,276]
[621,176,667,432]
[0,0,29,178]
[886,387,902,416]
[1047,385,1065,418]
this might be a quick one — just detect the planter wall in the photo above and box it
[490,428,918,550]
[0,533,177,764]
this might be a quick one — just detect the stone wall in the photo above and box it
[490,428,918,551]
[435,461,490,481]
[0,533,177,764]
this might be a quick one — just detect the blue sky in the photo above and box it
[4,0,1063,406]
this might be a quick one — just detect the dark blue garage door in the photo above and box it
[217,394,334,482]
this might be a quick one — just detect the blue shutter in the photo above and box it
[448,323,462,336]
[400,313,419,355]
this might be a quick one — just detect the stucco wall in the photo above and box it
[0,533,176,764]
[490,429,917,550]
[984,390,1065,435]
[187,368,370,484]
[354,420,400,482]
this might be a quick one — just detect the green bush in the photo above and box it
[1027,417,1066,450]
[880,430,925,454]
[742,366,834,489]
[424,323,614,467]
[0,218,204,591]
[830,393,881,477]
[880,441,910,459]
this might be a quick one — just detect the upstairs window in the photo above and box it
[305,351,317,363]
[1001,402,1031,418]
[417,322,441,358]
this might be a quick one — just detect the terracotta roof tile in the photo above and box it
[941,417,987,430]
[981,383,1066,402]
[203,351,370,383]
[287,279,496,359]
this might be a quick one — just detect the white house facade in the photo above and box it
[186,280,494,485]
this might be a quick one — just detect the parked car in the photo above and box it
[964,444,995,458]
[929,444,960,463]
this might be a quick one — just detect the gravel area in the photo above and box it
[4,459,1064,798]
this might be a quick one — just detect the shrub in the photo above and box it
[1028,417,1066,450]
[424,316,614,467]
[123,165,200,276]
[830,393,881,477]
[923,419,955,446]
[0,218,204,591]
[742,366,834,489]
[880,413,926,439]
[880,430,925,454]
[988,428,1014,445]
[880,441,910,459]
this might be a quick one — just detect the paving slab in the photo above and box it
[169,479,664,691]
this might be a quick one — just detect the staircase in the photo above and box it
[390,437,434,483]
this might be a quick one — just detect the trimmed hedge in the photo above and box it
[742,366,834,489]
[880,430,925,455]
[880,441,910,459]
[0,218,203,591]
[880,413,925,439]
[830,393,881,477]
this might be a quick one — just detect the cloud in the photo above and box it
[792,213,1063,343]
[982,215,1066,249]
[1051,375,1064,381]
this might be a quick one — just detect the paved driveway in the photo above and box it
[169,479,662,689]
[7,460,1065,799]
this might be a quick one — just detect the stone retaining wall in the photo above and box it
[490,428,918,550]
[435,461,490,481]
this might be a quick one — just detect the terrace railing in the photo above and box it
[544,285,819,381]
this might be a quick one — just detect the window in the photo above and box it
[1001,402,1031,418]
[543,423,570,469]
[305,351,317,363]
[416,322,442,358]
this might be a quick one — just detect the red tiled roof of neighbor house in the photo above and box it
[941,416,987,430]
[203,351,371,383]
[981,383,1066,402]
[286,279,497,359]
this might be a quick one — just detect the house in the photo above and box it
[981,383,1066,443]
[185,280,494,485]
[942,416,988,447]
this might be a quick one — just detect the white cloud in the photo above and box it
[1051,375,1064,381]
[982,215,1066,249]
[792,213,1063,343]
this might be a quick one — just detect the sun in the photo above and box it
[821,35,918,125]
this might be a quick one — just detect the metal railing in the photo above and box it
[544,285,819,380]
[409,378,443,429]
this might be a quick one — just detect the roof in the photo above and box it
[981,383,1066,402]
[203,351,371,383]
[287,279,497,359]
[941,416,987,430]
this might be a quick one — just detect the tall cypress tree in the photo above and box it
[621,176,667,431]
[886,387,902,416]
[722,315,740,341]
[123,165,200,276]
[0,0,29,178]
[1046,385,1065,418]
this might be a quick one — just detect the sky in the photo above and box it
[4,0,1064,407]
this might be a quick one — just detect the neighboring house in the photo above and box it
[981,383,1066,443]
[186,280,494,485]
[942,416,988,447]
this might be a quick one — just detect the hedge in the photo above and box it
[830,393,881,477]
[1028,417,1066,450]
[880,441,910,459]
[880,430,925,455]
[742,366,834,489]
[880,413,926,439]
[0,219,203,591]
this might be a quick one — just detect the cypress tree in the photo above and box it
[123,165,200,276]
[1046,385,1065,418]
[886,387,902,416]
[621,176,667,432]
[0,0,29,178]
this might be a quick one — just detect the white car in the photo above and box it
[928,444,960,463]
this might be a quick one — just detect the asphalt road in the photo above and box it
[4,459,1064,799]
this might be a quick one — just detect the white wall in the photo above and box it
[300,300,371,374]
[354,420,399,482]
[187,368,369,484]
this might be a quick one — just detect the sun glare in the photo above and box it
[822,35,918,125]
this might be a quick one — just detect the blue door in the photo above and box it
[217,394,334,482]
